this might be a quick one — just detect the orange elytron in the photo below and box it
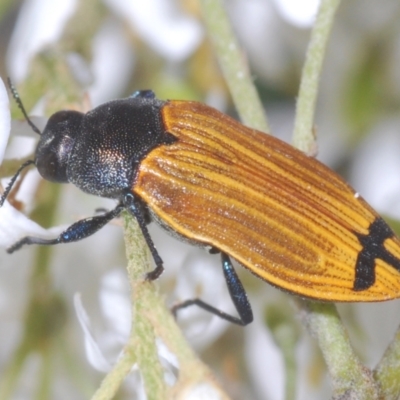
[136,100,400,302]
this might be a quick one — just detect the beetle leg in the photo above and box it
[123,192,164,281]
[221,253,253,324]
[130,90,155,99]
[208,246,220,254]
[0,160,35,207]
[94,207,109,214]
[7,204,124,253]
[172,253,254,326]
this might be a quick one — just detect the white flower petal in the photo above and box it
[0,201,65,248]
[99,269,131,340]
[272,0,320,28]
[0,77,10,163]
[180,383,222,400]
[350,120,400,219]
[88,20,136,107]
[156,338,179,386]
[103,0,203,61]
[156,338,178,370]
[74,293,113,372]
[173,250,230,350]
[7,0,78,82]
[245,321,284,400]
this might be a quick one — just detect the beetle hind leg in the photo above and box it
[172,253,253,326]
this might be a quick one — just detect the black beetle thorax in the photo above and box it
[66,97,171,199]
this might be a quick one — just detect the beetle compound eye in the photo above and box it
[35,143,70,183]
[35,110,83,183]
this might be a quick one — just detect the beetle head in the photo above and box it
[35,110,83,183]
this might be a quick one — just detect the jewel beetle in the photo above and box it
[2,80,400,327]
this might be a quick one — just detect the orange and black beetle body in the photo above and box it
[3,89,400,325]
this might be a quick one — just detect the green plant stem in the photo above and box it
[123,213,231,399]
[122,213,168,400]
[199,0,269,133]
[91,214,231,399]
[91,347,137,400]
[292,0,341,154]
[374,323,400,399]
[300,301,378,398]
[290,0,380,396]
[271,324,297,400]
[35,348,52,400]
[0,344,29,399]
[265,301,300,400]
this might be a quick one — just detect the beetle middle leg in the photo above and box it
[123,192,164,280]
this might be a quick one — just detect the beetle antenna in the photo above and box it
[7,77,41,135]
[0,159,35,207]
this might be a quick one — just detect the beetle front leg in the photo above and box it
[7,204,124,253]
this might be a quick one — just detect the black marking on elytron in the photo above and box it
[354,217,400,290]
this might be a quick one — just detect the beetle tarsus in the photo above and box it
[146,264,164,281]
[7,236,59,253]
